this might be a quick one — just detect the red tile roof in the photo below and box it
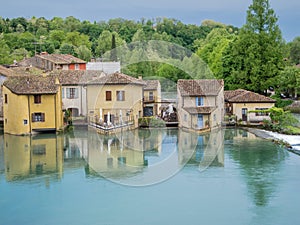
[0,65,13,77]
[3,75,58,94]
[86,72,146,86]
[52,70,105,85]
[144,80,160,90]
[177,79,224,96]
[224,89,276,103]
[37,54,86,64]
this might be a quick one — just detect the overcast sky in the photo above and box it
[0,0,299,41]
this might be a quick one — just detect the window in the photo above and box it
[117,91,125,101]
[62,88,65,99]
[75,64,79,70]
[32,113,45,122]
[23,119,28,125]
[149,91,154,101]
[4,94,7,104]
[255,108,269,116]
[34,95,42,104]
[196,97,204,106]
[66,88,78,99]
[32,145,46,155]
[106,91,112,101]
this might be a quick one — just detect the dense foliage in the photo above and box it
[0,0,299,97]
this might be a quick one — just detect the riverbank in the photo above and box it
[244,127,300,154]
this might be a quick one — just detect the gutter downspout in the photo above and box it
[27,95,32,134]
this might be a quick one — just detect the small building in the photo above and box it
[86,61,121,74]
[86,72,145,134]
[224,89,276,123]
[3,75,63,135]
[177,79,224,132]
[19,53,86,71]
[143,80,161,117]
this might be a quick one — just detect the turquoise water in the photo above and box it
[1,128,300,225]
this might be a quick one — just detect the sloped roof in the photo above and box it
[183,107,216,114]
[52,70,105,85]
[144,80,160,90]
[36,54,86,64]
[224,89,276,103]
[177,79,224,96]
[86,72,146,86]
[3,75,58,95]
[0,65,13,77]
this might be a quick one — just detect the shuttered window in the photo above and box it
[106,91,112,101]
[32,113,45,122]
[34,95,42,104]
[66,88,78,99]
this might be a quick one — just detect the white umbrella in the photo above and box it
[107,111,111,125]
[120,110,123,124]
[99,108,103,120]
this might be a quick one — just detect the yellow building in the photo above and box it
[3,75,63,135]
[143,80,161,117]
[86,72,145,134]
[177,79,224,133]
[224,89,276,123]
[4,133,64,182]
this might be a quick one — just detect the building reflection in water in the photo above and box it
[2,127,225,184]
[178,129,224,169]
[68,127,224,184]
[0,135,4,176]
[3,134,64,185]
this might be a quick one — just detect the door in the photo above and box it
[197,114,203,128]
[242,108,248,122]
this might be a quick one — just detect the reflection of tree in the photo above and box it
[228,133,287,206]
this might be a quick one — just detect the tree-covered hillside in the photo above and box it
[0,0,299,95]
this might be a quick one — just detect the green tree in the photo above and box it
[64,31,91,48]
[75,45,92,61]
[278,66,300,98]
[225,0,284,93]
[59,43,75,55]
[110,34,117,61]
[95,30,125,58]
[196,28,235,78]
[289,37,300,65]
[49,30,66,48]
[0,39,12,64]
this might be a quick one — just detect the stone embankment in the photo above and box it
[245,127,300,154]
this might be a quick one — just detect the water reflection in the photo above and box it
[0,128,291,203]
[66,127,224,185]
[226,129,287,206]
[3,134,64,185]
[1,128,226,185]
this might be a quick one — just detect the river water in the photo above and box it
[0,128,300,225]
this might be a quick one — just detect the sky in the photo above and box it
[0,0,299,42]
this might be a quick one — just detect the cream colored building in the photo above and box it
[86,72,145,133]
[143,80,161,117]
[177,79,224,132]
[224,89,276,123]
[177,129,224,167]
